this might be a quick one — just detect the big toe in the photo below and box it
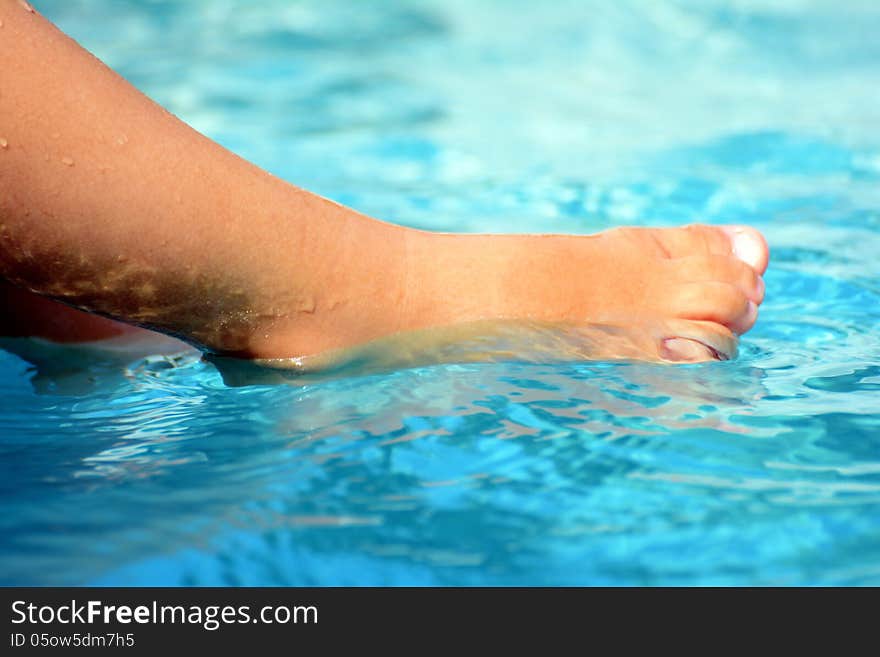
[720,225,769,275]
[658,319,739,363]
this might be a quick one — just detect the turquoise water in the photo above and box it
[1,0,879,585]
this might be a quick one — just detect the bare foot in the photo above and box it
[1,222,767,370]
[462,222,770,362]
[0,8,767,375]
[244,222,768,371]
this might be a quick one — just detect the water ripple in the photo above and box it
[1,0,879,585]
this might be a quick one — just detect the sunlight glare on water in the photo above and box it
[0,0,878,585]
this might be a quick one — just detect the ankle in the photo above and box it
[238,219,412,359]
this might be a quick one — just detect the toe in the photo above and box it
[651,224,770,276]
[651,223,737,260]
[658,319,739,362]
[674,282,758,335]
[720,225,770,275]
[672,254,765,304]
[660,337,719,362]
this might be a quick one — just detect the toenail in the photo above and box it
[661,337,720,362]
[756,276,765,300]
[727,228,764,271]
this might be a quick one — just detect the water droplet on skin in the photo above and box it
[61,156,74,167]
[296,296,317,314]
[0,138,8,149]
[116,135,128,146]
[18,0,35,13]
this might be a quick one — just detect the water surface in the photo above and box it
[1,0,878,585]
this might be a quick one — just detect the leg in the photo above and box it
[0,279,152,342]
[0,3,767,364]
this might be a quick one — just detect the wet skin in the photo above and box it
[0,1,768,369]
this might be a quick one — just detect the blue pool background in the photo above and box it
[1,0,879,585]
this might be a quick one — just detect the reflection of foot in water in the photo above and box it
[0,5,767,373]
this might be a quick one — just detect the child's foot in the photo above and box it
[253,223,768,366]
[1,220,767,367]
[0,8,767,372]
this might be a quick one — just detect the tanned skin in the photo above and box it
[0,2,768,367]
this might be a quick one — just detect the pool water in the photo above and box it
[2,0,879,585]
